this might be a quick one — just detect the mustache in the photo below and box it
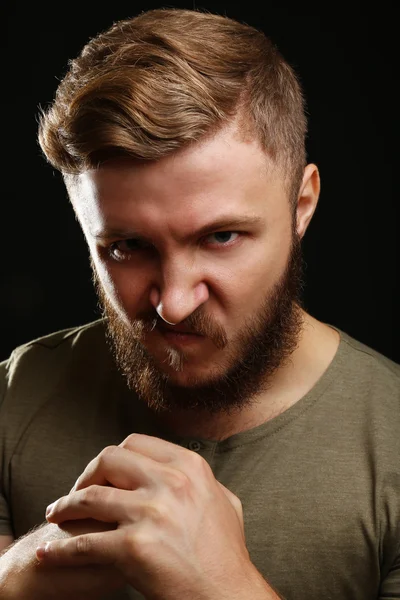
[133,308,228,350]
[90,255,227,350]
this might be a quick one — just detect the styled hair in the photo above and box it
[38,8,307,204]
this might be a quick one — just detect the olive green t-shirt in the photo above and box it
[0,319,399,599]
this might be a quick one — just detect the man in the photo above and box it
[0,8,398,600]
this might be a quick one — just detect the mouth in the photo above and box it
[157,325,204,346]
[158,324,200,334]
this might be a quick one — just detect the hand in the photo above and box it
[36,434,278,600]
[36,519,126,599]
[0,519,125,600]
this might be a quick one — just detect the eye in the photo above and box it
[108,238,151,261]
[203,231,239,246]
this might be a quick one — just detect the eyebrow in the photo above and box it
[93,215,264,242]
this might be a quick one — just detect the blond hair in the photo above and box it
[38,8,307,204]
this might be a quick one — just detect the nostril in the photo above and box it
[149,287,160,308]
[156,302,178,325]
[195,282,209,303]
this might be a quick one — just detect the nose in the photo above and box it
[149,260,209,325]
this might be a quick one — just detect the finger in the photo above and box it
[36,529,122,567]
[71,445,163,492]
[72,438,201,495]
[119,433,190,462]
[46,486,138,525]
[120,433,210,482]
[70,435,205,493]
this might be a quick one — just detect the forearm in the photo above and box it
[0,520,124,600]
[246,567,284,600]
[201,561,284,600]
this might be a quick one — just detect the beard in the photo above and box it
[92,224,305,418]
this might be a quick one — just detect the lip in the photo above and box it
[158,324,201,335]
[157,326,204,346]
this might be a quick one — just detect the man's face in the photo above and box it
[69,124,305,416]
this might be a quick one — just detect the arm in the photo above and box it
[0,519,125,600]
[0,536,14,555]
[0,353,126,598]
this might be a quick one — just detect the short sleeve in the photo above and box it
[379,541,400,599]
[0,496,12,536]
[0,358,14,536]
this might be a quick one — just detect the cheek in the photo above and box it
[92,253,150,320]
[223,235,291,316]
[232,240,289,291]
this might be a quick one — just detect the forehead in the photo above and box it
[67,125,288,235]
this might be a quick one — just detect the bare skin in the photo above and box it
[0,520,124,600]
[1,123,340,598]
[67,120,340,441]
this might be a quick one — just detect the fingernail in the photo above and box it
[36,541,51,560]
[46,502,55,518]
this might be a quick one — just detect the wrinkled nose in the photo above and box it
[149,265,209,325]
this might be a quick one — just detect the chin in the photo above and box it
[145,335,221,368]
[157,354,228,386]
[165,373,218,391]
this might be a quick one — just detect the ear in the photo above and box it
[295,164,320,239]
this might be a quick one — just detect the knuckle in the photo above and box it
[221,484,244,518]
[123,528,153,559]
[166,468,190,494]
[188,449,208,470]
[79,484,102,507]
[70,476,81,493]
[144,501,168,525]
[98,445,118,463]
[188,451,213,480]
[232,494,243,515]
[74,535,92,556]
[120,433,141,449]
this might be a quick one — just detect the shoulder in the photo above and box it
[334,326,400,386]
[2,317,107,363]
[4,318,107,357]
[328,325,400,426]
[0,319,111,413]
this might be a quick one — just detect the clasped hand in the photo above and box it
[36,434,259,600]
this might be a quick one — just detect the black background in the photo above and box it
[2,2,398,363]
